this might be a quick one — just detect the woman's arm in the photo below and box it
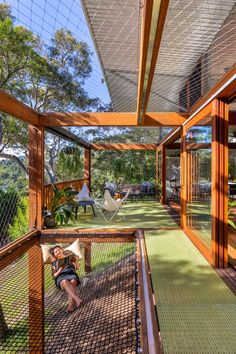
[52,265,65,278]
[71,256,79,270]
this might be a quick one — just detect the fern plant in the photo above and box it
[47,185,78,225]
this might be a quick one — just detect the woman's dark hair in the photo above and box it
[49,245,62,256]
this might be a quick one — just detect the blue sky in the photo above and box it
[3,0,111,106]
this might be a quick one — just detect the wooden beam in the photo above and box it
[40,111,186,127]
[189,65,236,118]
[136,0,153,124]
[40,112,137,126]
[136,0,169,124]
[92,143,158,150]
[211,99,229,268]
[84,149,91,190]
[0,90,39,125]
[184,102,212,131]
[46,126,92,149]
[143,112,188,126]
[0,231,38,271]
[157,127,181,152]
[29,125,44,229]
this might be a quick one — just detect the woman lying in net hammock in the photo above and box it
[49,245,82,312]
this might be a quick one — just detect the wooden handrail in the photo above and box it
[0,230,39,271]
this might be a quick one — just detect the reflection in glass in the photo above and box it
[166,149,180,206]
[186,124,212,248]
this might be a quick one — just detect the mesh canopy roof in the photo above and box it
[81,0,141,112]
[4,0,236,114]
[83,0,236,112]
[148,0,236,112]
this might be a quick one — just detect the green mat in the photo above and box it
[56,201,178,229]
[145,230,236,353]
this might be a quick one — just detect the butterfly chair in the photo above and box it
[75,183,95,217]
[76,183,93,202]
[95,188,131,223]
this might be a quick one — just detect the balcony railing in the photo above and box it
[44,178,89,210]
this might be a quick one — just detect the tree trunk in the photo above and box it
[0,303,8,339]
[0,153,29,177]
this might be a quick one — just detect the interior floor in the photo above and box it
[145,229,236,353]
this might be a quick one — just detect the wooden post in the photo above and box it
[180,127,187,229]
[211,99,229,268]
[28,125,44,229]
[28,126,44,352]
[84,148,91,190]
[160,146,166,204]
[28,241,44,353]
[84,242,91,274]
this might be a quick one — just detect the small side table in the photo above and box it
[76,200,96,219]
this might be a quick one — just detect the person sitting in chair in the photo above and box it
[49,245,82,313]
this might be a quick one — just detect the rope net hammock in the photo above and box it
[0,233,141,353]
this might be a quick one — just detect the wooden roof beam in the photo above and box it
[156,127,181,152]
[136,0,169,125]
[46,127,92,149]
[92,143,158,150]
[0,90,39,125]
[39,112,187,127]
[189,65,236,120]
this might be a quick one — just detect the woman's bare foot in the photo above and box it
[75,298,82,308]
[67,301,75,313]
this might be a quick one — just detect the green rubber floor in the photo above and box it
[56,201,178,229]
[145,230,236,353]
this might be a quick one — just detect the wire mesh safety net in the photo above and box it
[0,114,30,248]
[0,234,141,353]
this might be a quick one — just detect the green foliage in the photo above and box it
[0,159,28,195]
[49,186,78,225]
[0,189,18,244]
[0,5,100,183]
[8,196,29,240]
[57,145,83,181]
[91,150,156,195]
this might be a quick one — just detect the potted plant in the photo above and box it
[44,185,78,228]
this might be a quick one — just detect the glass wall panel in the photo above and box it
[166,149,180,206]
[186,116,212,249]
[228,146,236,266]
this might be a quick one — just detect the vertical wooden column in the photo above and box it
[28,241,44,353]
[84,242,91,274]
[180,127,187,229]
[156,149,159,199]
[28,125,44,352]
[160,146,166,204]
[211,99,229,268]
[28,125,44,229]
[84,148,91,190]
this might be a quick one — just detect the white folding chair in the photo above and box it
[95,188,131,223]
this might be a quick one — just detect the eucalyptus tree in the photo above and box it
[0,4,99,182]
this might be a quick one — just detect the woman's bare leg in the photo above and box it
[60,280,81,308]
[70,279,82,307]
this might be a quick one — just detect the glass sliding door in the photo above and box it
[186,116,212,250]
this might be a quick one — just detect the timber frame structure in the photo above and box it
[1,0,236,352]
[0,58,235,268]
